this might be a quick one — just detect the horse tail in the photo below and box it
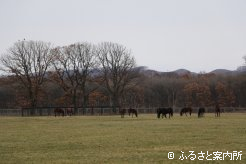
[135,110,138,117]
[157,108,160,118]
[54,108,57,117]
[60,108,64,117]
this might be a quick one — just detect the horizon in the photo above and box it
[141,66,241,74]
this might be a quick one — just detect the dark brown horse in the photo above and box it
[215,104,221,117]
[157,107,173,119]
[198,107,205,118]
[54,108,65,117]
[66,108,74,116]
[119,108,126,118]
[180,107,192,116]
[128,108,138,117]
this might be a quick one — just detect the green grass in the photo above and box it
[0,113,245,163]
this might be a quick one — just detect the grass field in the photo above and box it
[0,113,245,163]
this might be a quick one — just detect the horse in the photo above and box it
[215,104,221,117]
[128,108,138,117]
[54,108,65,117]
[198,107,205,118]
[66,108,73,116]
[157,107,173,119]
[119,108,126,118]
[180,107,192,116]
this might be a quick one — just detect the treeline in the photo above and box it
[0,40,246,115]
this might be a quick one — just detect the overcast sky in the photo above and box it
[1,0,246,72]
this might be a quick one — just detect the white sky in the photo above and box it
[1,0,246,72]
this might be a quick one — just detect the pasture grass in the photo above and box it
[0,113,245,163]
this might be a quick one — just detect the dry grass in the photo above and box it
[0,113,245,163]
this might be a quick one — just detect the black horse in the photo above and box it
[180,107,192,116]
[215,104,221,117]
[54,108,65,117]
[128,108,138,117]
[198,107,205,118]
[66,108,74,116]
[119,108,126,118]
[157,107,173,119]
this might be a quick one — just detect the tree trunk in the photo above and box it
[112,94,118,113]
[30,97,37,116]
[28,88,37,116]
[72,89,78,115]
[82,95,87,115]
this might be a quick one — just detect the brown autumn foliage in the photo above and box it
[215,81,236,107]
[0,40,245,111]
[0,70,245,109]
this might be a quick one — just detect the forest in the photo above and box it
[0,40,246,115]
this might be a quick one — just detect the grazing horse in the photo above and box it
[157,107,173,119]
[66,108,73,116]
[198,107,205,118]
[180,107,192,116]
[128,108,138,117]
[119,108,126,118]
[54,108,65,117]
[215,104,221,117]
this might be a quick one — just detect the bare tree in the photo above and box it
[96,42,136,112]
[164,77,185,107]
[51,42,98,114]
[0,40,53,115]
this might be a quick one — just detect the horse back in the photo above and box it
[54,108,65,116]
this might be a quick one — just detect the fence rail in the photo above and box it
[0,107,245,116]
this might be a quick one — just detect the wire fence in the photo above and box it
[0,106,245,116]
